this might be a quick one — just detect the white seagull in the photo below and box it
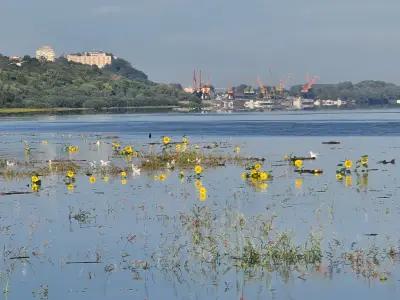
[309,151,319,159]
[100,160,110,167]
[131,164,141,176]
[6,160,15,167]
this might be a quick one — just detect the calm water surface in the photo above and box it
[1,110,400,299]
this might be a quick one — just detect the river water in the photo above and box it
[1,110,400,299]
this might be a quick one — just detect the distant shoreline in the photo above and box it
[0,106,181,115]
[0,105,399,116]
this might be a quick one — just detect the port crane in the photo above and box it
[301,75,319,94]
[256,77,269,99]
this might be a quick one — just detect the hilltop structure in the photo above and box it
[66,51,113,68]
[36,45,56,62]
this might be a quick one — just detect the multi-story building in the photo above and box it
[66,51,112,68]
[36,46,56,62]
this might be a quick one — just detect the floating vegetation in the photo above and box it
[241,163,272,191]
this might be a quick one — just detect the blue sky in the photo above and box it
[1,0,399,87]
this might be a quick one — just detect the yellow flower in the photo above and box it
[32,184,40,192]
[250,169,258,178]
[194,179,203,189]
[66,183,74,191]
[199,186,207,194]
[182,136,189,144]
[121,145,134,155]
[253,163,262,171]
[294,160,303,169]
[66,170,75,178]
[241,172,248,180]
[194,165,203,175]
[121,179,127,185]
[31,175,40,183]
[175,144,182,152]
[67,145,79,153]
[344,160,353,169]
[199,191,207,202]
[163,136,171,145]
[89,176,96,184]
[259,171,269,181]
[295,178,303,189]
[120,171,127,178]
[336,173,343,181]
[159,174,167,181]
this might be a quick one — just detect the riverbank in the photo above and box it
[0,105,185,115]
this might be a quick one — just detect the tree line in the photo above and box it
[0,54,199,109]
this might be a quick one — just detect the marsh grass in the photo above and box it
[155,206,322,280]
[0,147,256,180]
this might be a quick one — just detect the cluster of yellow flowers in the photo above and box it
[67,145,79,153]
[336,156,369,187]
[31,175,41,192]
[195,179,207,201]
[120,145,135,156]
[242,163,271,181]
[241,163,271,191]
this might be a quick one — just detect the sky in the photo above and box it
[1,0,399,88]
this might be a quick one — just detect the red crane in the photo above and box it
[301,75,319,93]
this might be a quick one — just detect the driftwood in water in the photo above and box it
[65,261,102,264]
[322,141,341,145]
[377,159,395,165]
[294,169,323,175]
[0,191,32,196]
[289,157,316,162]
